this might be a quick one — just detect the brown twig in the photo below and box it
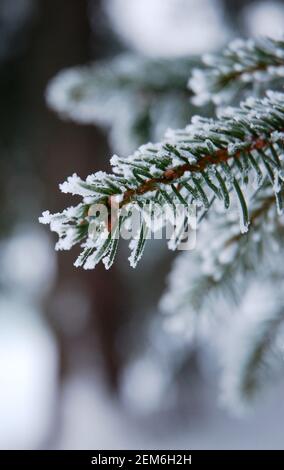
[118,136,269,209]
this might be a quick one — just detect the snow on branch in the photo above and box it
[40,91,284,270]
[189,37,284,106]
[46,54,198,154]
[161,183,284,319]
[161,189,284,411]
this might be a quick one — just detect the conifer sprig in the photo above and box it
[161,183,284,318]
[40,91,284,270]
[46,54,199,154]
[161,184,284,409]
[189,37,284,105]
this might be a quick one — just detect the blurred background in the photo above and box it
[0,0,284,450]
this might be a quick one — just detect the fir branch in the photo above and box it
[189,37,284,105]
[40,91,284,270]
[112,136,275,210]
[46,54,199,154]
[161,183,284,318]
[40,35,284,413]
[161,186,284,409]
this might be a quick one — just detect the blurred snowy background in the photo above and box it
[0,0,284,450]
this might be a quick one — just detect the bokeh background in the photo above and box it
[0,0,284,450]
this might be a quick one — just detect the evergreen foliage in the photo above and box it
[46,54,198,154]
[40,91,284,269]
[41,36,284,411]
[189,37,284,105]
